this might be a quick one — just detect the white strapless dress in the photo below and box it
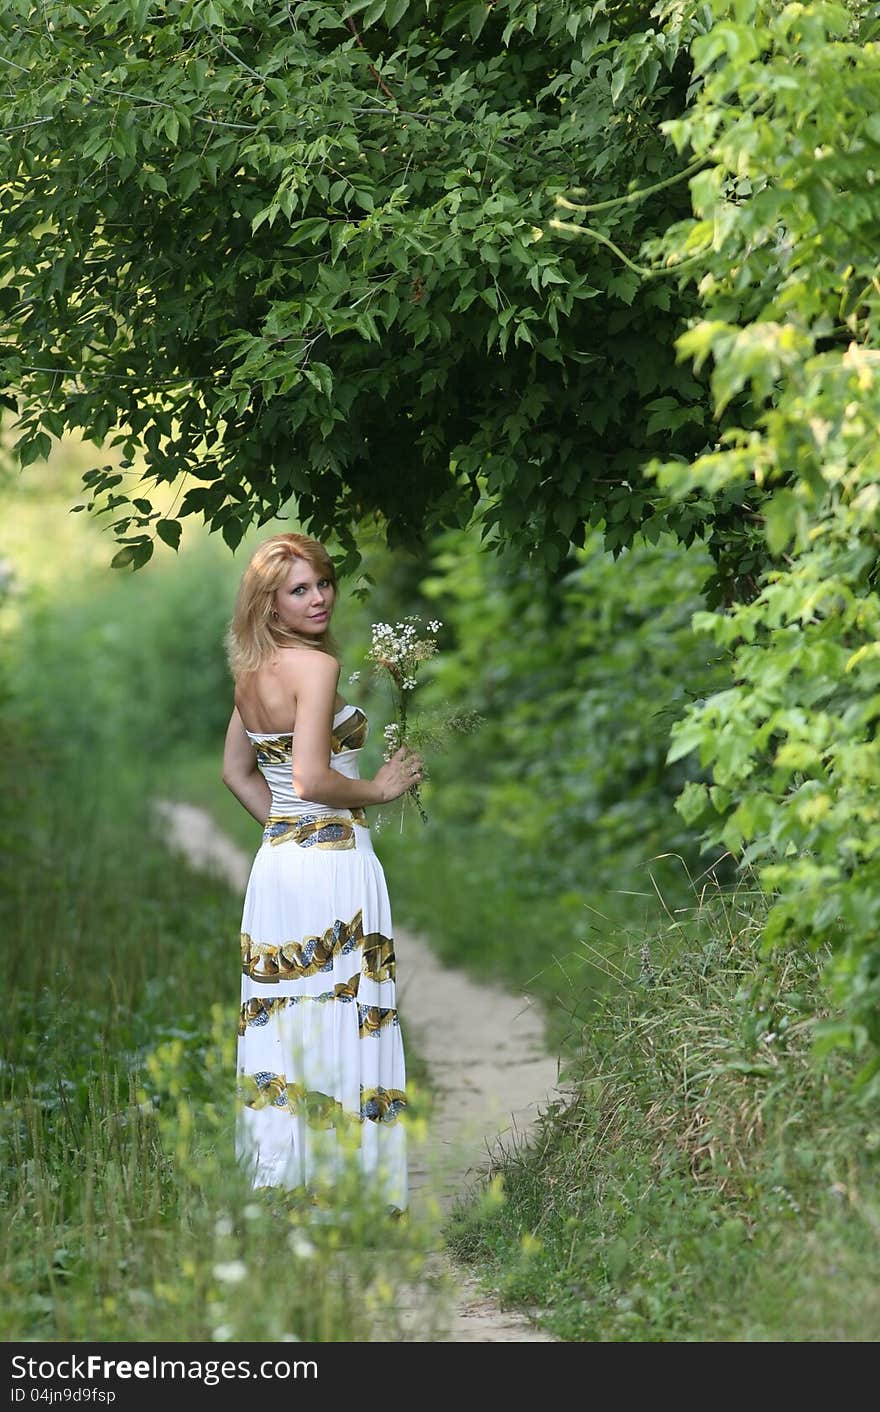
[235,704,407,1216]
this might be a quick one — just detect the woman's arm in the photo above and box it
[292,653,424,809]
[221,707,272,824]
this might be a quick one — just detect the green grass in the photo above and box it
[442,876,880,1342]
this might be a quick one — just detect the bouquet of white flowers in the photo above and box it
[357,615,481,826]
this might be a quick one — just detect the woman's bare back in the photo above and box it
[234,650,344,733]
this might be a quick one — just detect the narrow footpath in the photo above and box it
[154,799,565,1343]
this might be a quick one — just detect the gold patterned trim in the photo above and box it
[241,909,396,984]
[358,1005,399,1039]
[362,933,396,983]
[361,1086,407,1122]
[238,992,399,1038]
[264,814,357,849]
[331,708,368,754]
[239,1073,406,1126]
[239,979,361,1034]
[250,707,368,766]
[251,736,293,764]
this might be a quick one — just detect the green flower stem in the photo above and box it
[395,681,428,825]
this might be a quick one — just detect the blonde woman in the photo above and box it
[222,533,423,1218]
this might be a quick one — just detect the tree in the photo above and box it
[1,0,716,572]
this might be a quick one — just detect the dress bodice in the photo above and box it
[245,703,369,823]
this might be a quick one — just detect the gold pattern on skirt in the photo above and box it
[361,931,396,982]
[238,979,362,1034]
[358,1005,398,1039]
[361,1086,407,1122]
[239,1074,406,1126]
[241,909,396,984]
[239,1074,349,1127]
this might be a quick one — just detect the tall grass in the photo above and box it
[445,870,880,1341]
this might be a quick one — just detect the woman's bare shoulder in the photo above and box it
[273,650,343,716]
[234,650,343,732]
[274,648,341,686]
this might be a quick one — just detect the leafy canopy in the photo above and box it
[1,0,716,571]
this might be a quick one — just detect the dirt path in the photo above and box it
[154,799,565,1343]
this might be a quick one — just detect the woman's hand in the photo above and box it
[372,746,425,803]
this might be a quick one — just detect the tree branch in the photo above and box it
[548,219,708,280]
[560,156,708,214]
[345,17,397,102]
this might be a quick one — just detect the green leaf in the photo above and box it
[763,489,799,556]
[468,5,489,39]
[666,717,707,764]
[221,518,246,550]
[675,780,710,825]
[40,411,66,438]
[610,63,630,105]
[17,433,52,468]
[865,113,880,146]
[156,519,182,550]
[284,217,330,248]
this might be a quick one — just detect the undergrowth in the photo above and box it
[445,872,880,1341]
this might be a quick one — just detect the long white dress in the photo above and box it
[234,704,408,1215]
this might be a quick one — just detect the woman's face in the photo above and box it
[273,557,335,637]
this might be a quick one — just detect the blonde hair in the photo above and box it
[225,533,339,679]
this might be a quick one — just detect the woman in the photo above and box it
[221,532,423,1218]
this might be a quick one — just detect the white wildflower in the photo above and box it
[214,1215,234,1237]
[383,721,402,760]
[348,670,361,683]
[288,1231,316,1260]
[213,1260,247,1284]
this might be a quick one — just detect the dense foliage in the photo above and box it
[620,0,880,1070]
[1,0,723,572]
[399,524,725,887]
